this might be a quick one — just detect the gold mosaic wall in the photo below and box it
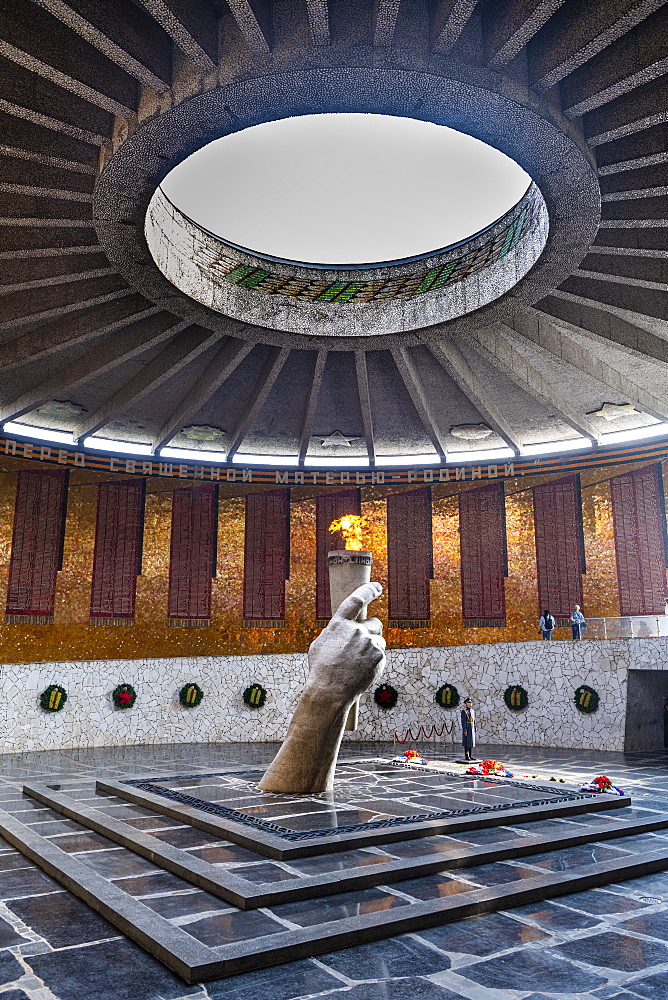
[0,457,665,664]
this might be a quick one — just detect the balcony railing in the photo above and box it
[583,615,668,639]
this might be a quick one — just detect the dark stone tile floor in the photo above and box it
[1,741,668,998]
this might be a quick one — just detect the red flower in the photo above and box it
[117,690,133,706]
[376,688,393,705]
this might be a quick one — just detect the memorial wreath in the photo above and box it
[374,683,398,709]
[243,683,267,708]
[503,684,528,711]
[435,683,460,709]
[179,682,204,708]
[40,684,67,713]
[112,683,137,710]
[574,684,599,714]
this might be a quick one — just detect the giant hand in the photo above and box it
[258,582,386,794]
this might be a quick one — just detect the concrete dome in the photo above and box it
[0,0,665,467]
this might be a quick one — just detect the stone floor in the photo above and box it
[0,741,667,1000]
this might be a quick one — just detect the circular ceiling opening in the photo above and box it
[160,113,532,267]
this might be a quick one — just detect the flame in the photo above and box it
[329,514,368,551]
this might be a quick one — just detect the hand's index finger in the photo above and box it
[332,582,383,621]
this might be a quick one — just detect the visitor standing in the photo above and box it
[461,697,476,761]
[571,604,586,640]
[539,610,555,640]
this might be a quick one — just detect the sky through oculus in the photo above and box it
[161,113,532,267]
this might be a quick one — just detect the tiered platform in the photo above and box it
[3,759,668,983]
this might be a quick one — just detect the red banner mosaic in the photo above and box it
[90,479,145,625]
[315,489,361,622]
[5,469,68,623]
[168,483,218,624]
[459,482,506,626]
[611,464,668,615]
[243,489,289,626]
[533,474,584,623]
[387,486,432,627]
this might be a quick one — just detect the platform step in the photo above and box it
[93,765,629,860]
[1,799,668,984]
[21,781,668,910]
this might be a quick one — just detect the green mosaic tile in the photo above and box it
[509,208,528,251]
[214,188,540,304]
[225,265,256,283]
[316,281,365,302]
[239,269,272,288]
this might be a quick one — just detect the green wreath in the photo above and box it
[374,683,398,709]
[112,683,136,710]
[504,684,528,712]
[574,684,599,714]
[435,683,460,709]
[40,685,67,713]
[179,682,204,708]
[243,683,267,708]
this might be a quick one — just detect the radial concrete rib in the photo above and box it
[585,78,668,146]
[225,347,290,459]
[372,0,401,46]
[0,182,91,202]
[600,218,668,228]
[0,318,191,428]
[0,218,94,228]
[547,289,668,349]
[0,244,101,259]
[153,336,253,453]
[598,152,668,177]
[536,295,668,367]
[0,11,137,117]
[499,318,668,424]
[139,0,218,71]
[298,349,327,465]
[74,325,221,443]
[33,0,172,92]
[486,0,565,68]
[0,267,115,296]
[592,245,668,260]
[588,113,667,147]
[390,346,447,461]
[0,302,162,370]
[462,327,600,444]
[574,268,668,293]
[0,287,134,336]
[355,351,376,467]
[426,338,522,453]
[0,145,97,174]
[225,0,270,53]
[305,0,330,46]
[560,10,668,118]
[602,186,668,202]
[0,98,107,146]
[431,0,477,52]
[530,0,667,91]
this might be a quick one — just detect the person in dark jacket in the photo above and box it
[539,610,555,640]
[461,698,475,761]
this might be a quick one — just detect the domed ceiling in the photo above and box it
[0,0,666,467]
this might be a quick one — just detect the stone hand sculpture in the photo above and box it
[258,582,386,794]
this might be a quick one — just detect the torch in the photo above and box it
[328,515,372,731]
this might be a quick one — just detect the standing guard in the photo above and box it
[461,697,476,762]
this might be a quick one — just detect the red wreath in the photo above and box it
[374,684,398,709]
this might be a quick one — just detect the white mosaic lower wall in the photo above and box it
[1,637,667,754]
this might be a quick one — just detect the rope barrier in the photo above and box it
[394,721,455,743]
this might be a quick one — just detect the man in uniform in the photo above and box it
[461,697,476,761]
